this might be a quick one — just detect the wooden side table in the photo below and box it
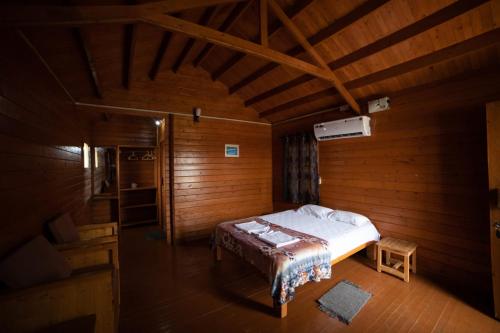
[377,237,417,282]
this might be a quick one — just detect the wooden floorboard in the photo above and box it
[118,227,499,333]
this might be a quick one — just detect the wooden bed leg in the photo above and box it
[215,245,222,262]
[273,299,287,318]
[367,244,377,261]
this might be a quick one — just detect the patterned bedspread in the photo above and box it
[215,217,332,304]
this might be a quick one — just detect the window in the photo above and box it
[83,143,90,169]
[94,148,99,168]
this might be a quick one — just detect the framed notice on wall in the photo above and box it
[225,144,239,157]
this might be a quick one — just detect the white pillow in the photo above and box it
[296,205,333,219]
[327,210,371,227]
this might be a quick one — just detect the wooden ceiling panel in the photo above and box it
[252,76,331,111]
[266,96,346,123]
[22,27,95,100]
[77,65,265,122]
[82,24,124,92]
[132,24,165,81]
[333,1,496,86]
[4,0,498,123]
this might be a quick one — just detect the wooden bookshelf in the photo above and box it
[117,146,160,229]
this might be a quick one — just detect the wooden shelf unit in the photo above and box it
[117,146,160,229]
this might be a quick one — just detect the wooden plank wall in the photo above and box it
[0,30,92,257]
[272,67,500,298]
[91,114,157,147]
[172,116,272,240]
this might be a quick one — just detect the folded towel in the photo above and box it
[258,231,300,248]
[235,221,269,234]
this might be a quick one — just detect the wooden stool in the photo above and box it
[377,237,417,282]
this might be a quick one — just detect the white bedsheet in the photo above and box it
[260,210,380,261]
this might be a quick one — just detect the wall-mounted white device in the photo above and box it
[314,116,371,141]
[368,97,390,113]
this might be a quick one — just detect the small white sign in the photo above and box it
[225,144,239,157]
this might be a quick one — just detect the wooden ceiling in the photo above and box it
[1,0,499,123]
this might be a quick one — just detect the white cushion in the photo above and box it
[327,210,371,227]
[296,204,333,220]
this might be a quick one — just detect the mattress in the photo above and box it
[260,210,380,261]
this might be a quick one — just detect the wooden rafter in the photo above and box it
[260,0,268,47]
[245,0,489,107]
[142,14,344,83]
[210,0,314,81]
[192,1,252,67]
[122,0,136,89]
[172,6,218,73]
[73,28,103,98]
[123,23,137,89]
[149,31,174,80]
[230,0,389,94]
[258,28,500,118]
[0,0,247,26]
[267,0,359,113]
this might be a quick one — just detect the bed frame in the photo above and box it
[215,240,377,318]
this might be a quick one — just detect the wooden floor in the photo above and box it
[119,227,499,333]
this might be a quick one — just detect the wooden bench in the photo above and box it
[0,265,115,333]
[76,222,118,241]
[377,237,417,282]
[55,223,120,331]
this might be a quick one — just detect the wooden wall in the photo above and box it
[91,114,157,147]
[273,67,500,297]
[0,30,92,257]
[172,116,272,240]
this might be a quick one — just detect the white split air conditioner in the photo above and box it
[314,116,371,141]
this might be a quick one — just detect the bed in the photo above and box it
[214,205,380,318]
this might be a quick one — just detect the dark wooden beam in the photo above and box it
[172,6,217,73]
[230,0,389,94]
[122,0,136,89]
[149,31,173,80]
[210,0,314,81]
[245,74,312,106]
[259,89,333,118]
[192,1,252,67]
[73,28,103,98]
[258,28,500,118]
[211,53,245,81]
[246,0,489,106]
[148,13,185,80]
[123,23,137,89]
[260,0,268,47]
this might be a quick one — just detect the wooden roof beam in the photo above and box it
[260,0,268,47]
[192,1,253,67]
[149,31,173,80]
[246,0,489,106]
[210,0,314,81]
[123,23,137,89]
[172,6,218,73]
[229,0,389,94]
[267,0,359,113]
[0,0,248,26]
[142,14,345,83]
[73,28,103,98]
[258,27,500,118]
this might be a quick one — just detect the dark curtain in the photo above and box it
[283,132,319,204]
